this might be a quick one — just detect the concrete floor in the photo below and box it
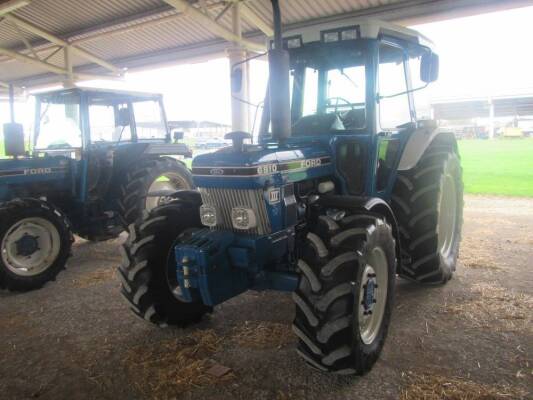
[0,195,532,400]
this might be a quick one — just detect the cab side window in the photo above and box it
[378,43,412,130]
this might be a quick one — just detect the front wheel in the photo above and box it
[0,199,73,291]
[293,213,396,375]
[118,198,211,326]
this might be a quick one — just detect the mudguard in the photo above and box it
[398,122,456,171]
[169,189,202,206]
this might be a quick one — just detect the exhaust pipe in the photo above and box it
[269,0,291,142]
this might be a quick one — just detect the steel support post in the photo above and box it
[488,97,495,139]
[228,2,250,133]
[9,83,15,122]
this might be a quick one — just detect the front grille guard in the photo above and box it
[198,187,271,235]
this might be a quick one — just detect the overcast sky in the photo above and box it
[3,4,533,128]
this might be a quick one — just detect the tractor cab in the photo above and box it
[33,87,184,157]
[275,21,438,139]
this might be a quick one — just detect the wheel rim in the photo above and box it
[437,173,458,259]
[1,217,61,277]
[145,172,190,212]
[358,247,388,345]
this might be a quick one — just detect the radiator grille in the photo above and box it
[198,187,271,235]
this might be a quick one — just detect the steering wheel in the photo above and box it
[47,142,72,149]
[325,97,354,113]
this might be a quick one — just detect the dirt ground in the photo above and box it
[1,195,532,400]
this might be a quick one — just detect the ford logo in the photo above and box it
[210,168,224,175]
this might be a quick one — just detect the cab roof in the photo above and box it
[35,87,163,101]
[284,17,435,52]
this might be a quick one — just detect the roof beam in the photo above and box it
[240,3,273,37]
[0,0,30,16]
[163,0,265,52]
[0,46,120,82]
[8,17,39,59]
[0,46,66,74]
[3,13,123,74]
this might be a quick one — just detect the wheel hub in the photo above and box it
[362,273,377,315]
[15,233,40,257]
[358,247,388,345]
[1,217,61,277]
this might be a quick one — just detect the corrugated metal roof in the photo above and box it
[0,0,530,89]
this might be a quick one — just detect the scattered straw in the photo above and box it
[2,313,28,330]
[459,235,501,270]
[232,321,294,349]
[124,329,233,399]
[442,283,532,332]
[72,268,116,288]
[400,371,529,400]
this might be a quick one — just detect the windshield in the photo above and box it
[88,96,166,143]
[289,41,368,134]
[88,98,132,143]
[133,100,167,140]
[36,93,82,149]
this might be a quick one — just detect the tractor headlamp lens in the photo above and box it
[231,208,257,230]
[200,205,217,227]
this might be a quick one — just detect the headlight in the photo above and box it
[231,207,257,230]
[199,205,217,227]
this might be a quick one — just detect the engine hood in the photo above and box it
[192,143,333,189]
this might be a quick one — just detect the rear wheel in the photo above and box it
[391,136,464,284]
[0,199,73,291]
[293,213,396,375]
[119,198,211,326]
[118,157,193,227]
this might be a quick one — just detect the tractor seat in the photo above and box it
[340,108,366,130]
[292,113,345,137]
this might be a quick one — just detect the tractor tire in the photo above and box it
[391,136,464,284]
[118,157,193,227]
[0,199,73,291]
[118,198,212,326]
[293,213,396,375]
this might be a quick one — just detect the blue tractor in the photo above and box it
[120,1,463,375]
[0,88,193,291]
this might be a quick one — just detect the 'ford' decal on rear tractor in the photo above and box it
[24,168,52,175]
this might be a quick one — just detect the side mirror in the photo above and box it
[3,122,26,157]
[420,52,439,83]
[172,130,184,141]
[117,108,130,127]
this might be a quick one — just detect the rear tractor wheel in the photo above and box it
[293,213,396,375]
[0,199,73,291]
[392,136,463,284]
[119,197,211,326]
[118,157,193,227]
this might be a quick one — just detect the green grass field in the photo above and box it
[458,138,533,197]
